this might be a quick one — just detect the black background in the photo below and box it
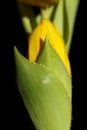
[0,0,87,129]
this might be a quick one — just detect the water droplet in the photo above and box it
[33,47,36,51]
[43,75,51,84]
[53,57,56,60]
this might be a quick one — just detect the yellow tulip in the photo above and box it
[28,19,71,75]
[19,0,59,6]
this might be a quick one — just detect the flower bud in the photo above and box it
[14,19,72,130]
[28,19,71,75]
[14,43,72,130]
[19,0,59,6]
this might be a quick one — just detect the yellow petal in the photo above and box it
[28,19,71,75]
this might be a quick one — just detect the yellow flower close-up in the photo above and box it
[28,19,71,75]
[1,0,83,129]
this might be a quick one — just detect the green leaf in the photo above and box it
[51,0,80,53]
[50,0,64,37]
[37,36,72,100]
[64,0,80,53]
[17,2,37,34]
[14,46,71,130]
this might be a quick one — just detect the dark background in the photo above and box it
[1,0,87,129]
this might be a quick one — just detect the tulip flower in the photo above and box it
[19,0,59,7]
[14,0,80,130]
[28,19,71,76]
[17,0,80,52]
[14,19,72,130]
